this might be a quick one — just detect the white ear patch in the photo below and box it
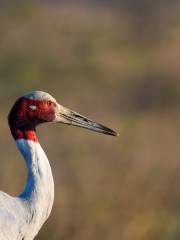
[29,105,37,110]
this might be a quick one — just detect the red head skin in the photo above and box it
[8,97,57,142]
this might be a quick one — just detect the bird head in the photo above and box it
[8,91,118,137]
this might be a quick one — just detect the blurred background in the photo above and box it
[0,1,180,240]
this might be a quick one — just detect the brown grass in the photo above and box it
[0,3,180,240]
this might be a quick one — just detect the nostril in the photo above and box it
[82,117,89,123]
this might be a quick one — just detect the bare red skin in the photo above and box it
[8,97,56,142]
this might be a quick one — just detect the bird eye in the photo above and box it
[43,100,52,106]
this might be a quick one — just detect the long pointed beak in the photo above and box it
[55,104,118,136]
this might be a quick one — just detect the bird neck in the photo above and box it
[15,137,54,235]
[10,126,38,142]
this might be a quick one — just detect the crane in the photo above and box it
[0,91,117,240]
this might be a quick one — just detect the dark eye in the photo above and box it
[43,100,51,106]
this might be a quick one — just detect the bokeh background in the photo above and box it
[0,1,180,240]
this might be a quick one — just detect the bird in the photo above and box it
[0,91,117,240]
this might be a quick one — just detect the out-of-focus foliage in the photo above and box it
[0,2,180,240]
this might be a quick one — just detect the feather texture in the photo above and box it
[0,140,54,240]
